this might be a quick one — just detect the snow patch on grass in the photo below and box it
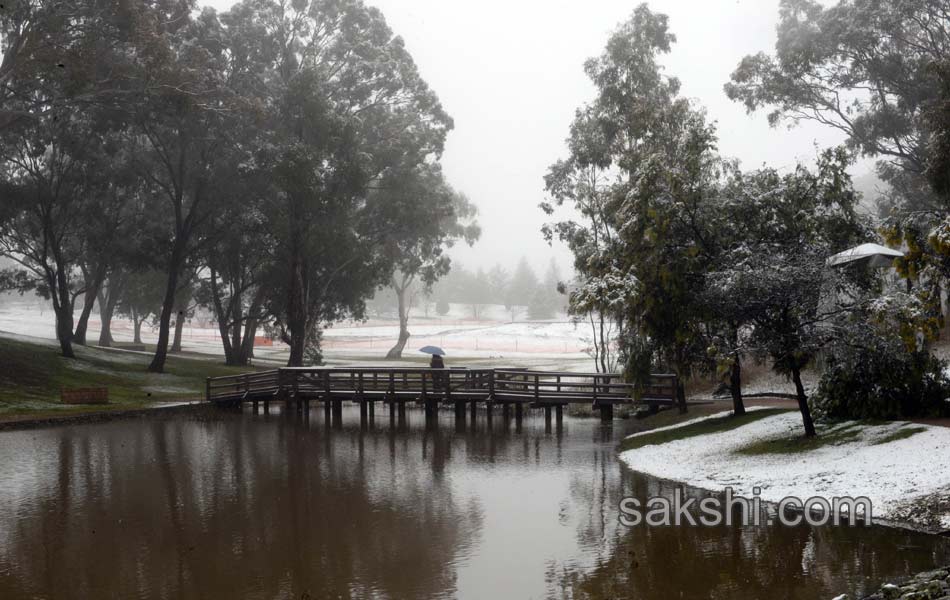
[620,412,950,522]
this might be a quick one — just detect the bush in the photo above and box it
[814,330,950,420]
[304,328,324,366]
[436,298,450,316]
[527,288,556,320]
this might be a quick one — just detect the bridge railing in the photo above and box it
[206,370,281,402]
[284,367,496,401]
[206,366,678,406]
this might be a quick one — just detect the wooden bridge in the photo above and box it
[206,367,678,425]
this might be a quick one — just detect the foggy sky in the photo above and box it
[206,0,860,277]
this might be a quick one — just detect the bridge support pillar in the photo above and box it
[252,399,259,413]
[369,401,375,422]
[486,402,493,420]
[425,399,438,422]
[555,404,563,428]
[544,405,552,432]
[599,403,613,421]
[332,399,343,428]
[324,398,332,420]
[502,403,510,420]
[398,401,406,421]
[360,400,368,428]
[470,400,477,422]
[454,401,466,422]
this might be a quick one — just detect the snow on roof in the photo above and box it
[826,243,904,268]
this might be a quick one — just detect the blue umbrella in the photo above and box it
[418,345,446,356]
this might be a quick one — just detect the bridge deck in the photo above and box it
[206,367,678,420]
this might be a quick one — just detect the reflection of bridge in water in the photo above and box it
[206,367,678,426]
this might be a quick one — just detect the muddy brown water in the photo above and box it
[0,406,947,599]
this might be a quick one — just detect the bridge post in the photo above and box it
[544,405,552,431]
[360,399,368,428]
[502,403,510,420]
[555,404,563,428]
[515,403,523,432]
[599,402,613,421]
[470,400,477,422]
[289,372,298,409]
[332,398,342,423]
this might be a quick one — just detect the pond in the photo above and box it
[0,406,947,599]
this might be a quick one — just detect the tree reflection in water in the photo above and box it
[0,406,947,599]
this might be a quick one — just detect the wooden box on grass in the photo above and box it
[61,388,109,405]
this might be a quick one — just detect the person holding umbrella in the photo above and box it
[420,346,446,392]
[420,345,446,368]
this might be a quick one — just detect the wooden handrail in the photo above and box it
[205,366,677,406]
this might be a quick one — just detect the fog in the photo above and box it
[205,0,864,276]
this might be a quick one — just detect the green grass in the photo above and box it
[619,408,791,452]
[872,424,928,445]
[0,335,263,421]
[734,422,865,455]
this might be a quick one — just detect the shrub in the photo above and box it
[814,329,950,420]
[436,298,450,316]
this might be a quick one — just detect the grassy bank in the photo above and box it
[619,408,792,452]
[0,333,261,422]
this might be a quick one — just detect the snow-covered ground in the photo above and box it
[0,297,598,371]
[620,411,950,529]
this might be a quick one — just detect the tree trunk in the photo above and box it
[54,304,75,358]
[170,308,185,353]
[239,318,258,366]
[238,288,264,365]
[132,308,143,345]
[208,265,235,364]
[97,290,114,347]
[230,291,242,358]
[72,292,95,346]
[73,263,107,346]
[217,318,235,364]
[730,351,745,416]
[386,281,411,359]
[287,329,305,367]
[675,379,688,414]
[97,273,123,347]
[674,350,688,414]
[791,366,816,437]
[285,242,308,367]
[149,245,183,373]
